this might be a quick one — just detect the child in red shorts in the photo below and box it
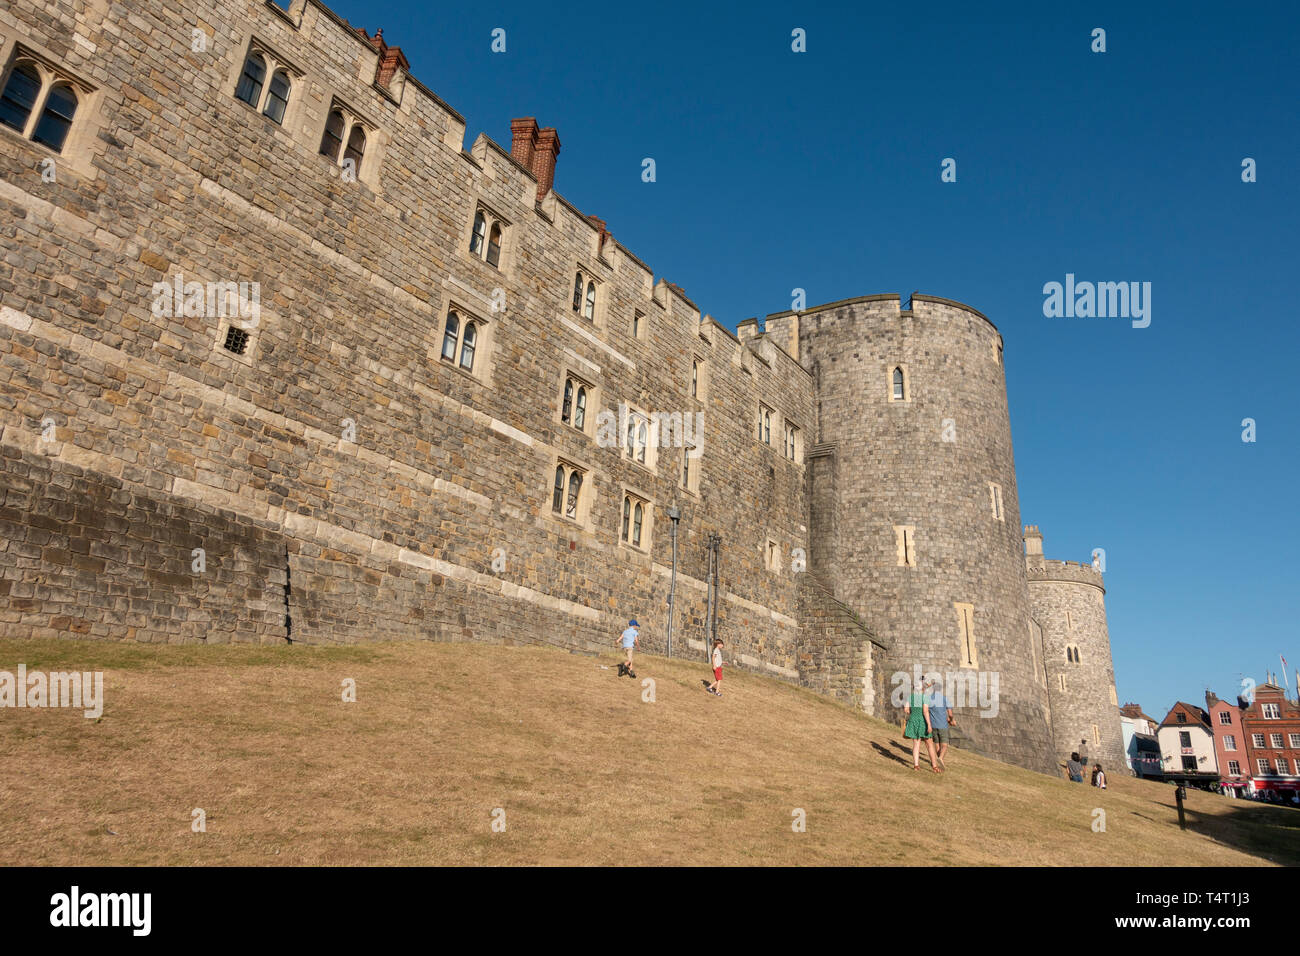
[706,638,724,697]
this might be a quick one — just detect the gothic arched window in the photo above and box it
[236,52,266,108]
[470,211,486,255]
[441,311,459,362]
[263,70,290,124]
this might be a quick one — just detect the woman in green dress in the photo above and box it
[904,678,942,773]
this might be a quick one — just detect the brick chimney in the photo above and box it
[510,117,538,168]
[532,126,560,200]
[355,27,409,91]
[376,45,409,90]
[510,118,561,200]
[587,216,612,254]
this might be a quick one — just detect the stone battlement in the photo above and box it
[1027,559,1105,589]
[766,292,1002,334]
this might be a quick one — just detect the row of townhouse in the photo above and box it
[1137,684,1300,798]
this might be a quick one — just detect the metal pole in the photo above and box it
[666,505,680,658]
[704,536,715,660]
[707,532,721,658]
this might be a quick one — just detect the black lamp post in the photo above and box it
[665,505,680,658]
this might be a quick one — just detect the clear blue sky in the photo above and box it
[328,0,1299,717]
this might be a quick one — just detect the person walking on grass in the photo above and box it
[904,677,942,773]
[926,681,954,770]
[706,638,724,697]
[617,619,639,679]
[1066,752,1084,783]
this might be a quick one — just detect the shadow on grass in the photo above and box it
[872,742,911,767]
[1148,793,1300,866]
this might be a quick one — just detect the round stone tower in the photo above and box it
[795,294,1056,774]
[1023,526,1126,773]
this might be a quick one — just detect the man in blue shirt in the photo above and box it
[926,684,954,769]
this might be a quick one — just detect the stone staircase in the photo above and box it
[796,574,888,711]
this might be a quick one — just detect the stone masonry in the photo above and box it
[1025,526,1126,772]
[0,0,1123,773]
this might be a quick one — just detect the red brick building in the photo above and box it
[1205,691,1247,794]
[1241,683,1300,798]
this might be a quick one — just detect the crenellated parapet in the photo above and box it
[1027,559,1105,591]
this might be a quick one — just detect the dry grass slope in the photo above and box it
[1,639,1296,866]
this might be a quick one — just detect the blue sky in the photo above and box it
[328,0,1300,717]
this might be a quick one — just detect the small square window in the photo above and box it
[212,313,260,365]
[223,325,250,355]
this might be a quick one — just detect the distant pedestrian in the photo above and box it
[1066,752,1084,783]
[904,678,941,773]
[618,619,639,678]
[1092,764,1107,789]
[706,638,724,697]
[926,682,954,770]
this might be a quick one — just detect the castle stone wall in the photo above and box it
[794,294,1056,774]
[0,0,1127,776]
[0,0,814,675]
[1027,551,1126,772]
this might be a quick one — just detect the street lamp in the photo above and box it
[665,505,680,658]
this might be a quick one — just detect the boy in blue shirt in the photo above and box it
[617,619,639,678]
